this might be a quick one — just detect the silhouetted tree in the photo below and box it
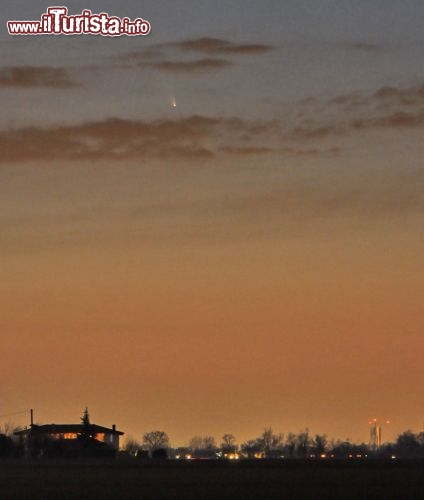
[0,422,19,437]
[261,428,274,453]
[296,429,311,458]
[81,408,90,426]
[189,435,216,451]
[284,432,297,458]
[395,431,423,458]
[258,428,284,457]
[79,408,97,445]
[221,434,237,452]
[312,434,328,456]
[240,439,263,459]
[143,431,170,452]
[123,436,141,456]
[189,436,217,458]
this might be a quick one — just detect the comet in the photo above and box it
[171,96,177,109]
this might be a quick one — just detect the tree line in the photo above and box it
[122,427,424,460]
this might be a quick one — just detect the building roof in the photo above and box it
[14,424,124,436]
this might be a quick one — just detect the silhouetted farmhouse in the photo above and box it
[15,422,124,458]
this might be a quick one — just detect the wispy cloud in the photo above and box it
[0,66,77,88]
[293,81,424,140]
[340,41,381,52]
[219,146,274,156]
[330,83,424,109]
[352,110,424,130]
[161,37,274,55]
[291,124,345,140]
[0,116,275,164]
[373,84,424,107]
[116,37,272,74]
[141,58,233,73]
[220,146,340,157]
[119,38,274,71]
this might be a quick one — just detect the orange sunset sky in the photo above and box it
[1,1,424,446]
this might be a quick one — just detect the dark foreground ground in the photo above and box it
[1,459,424,500]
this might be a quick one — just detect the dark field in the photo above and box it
[1,460,424,500]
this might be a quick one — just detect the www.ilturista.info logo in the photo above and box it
[7,6,151,36]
